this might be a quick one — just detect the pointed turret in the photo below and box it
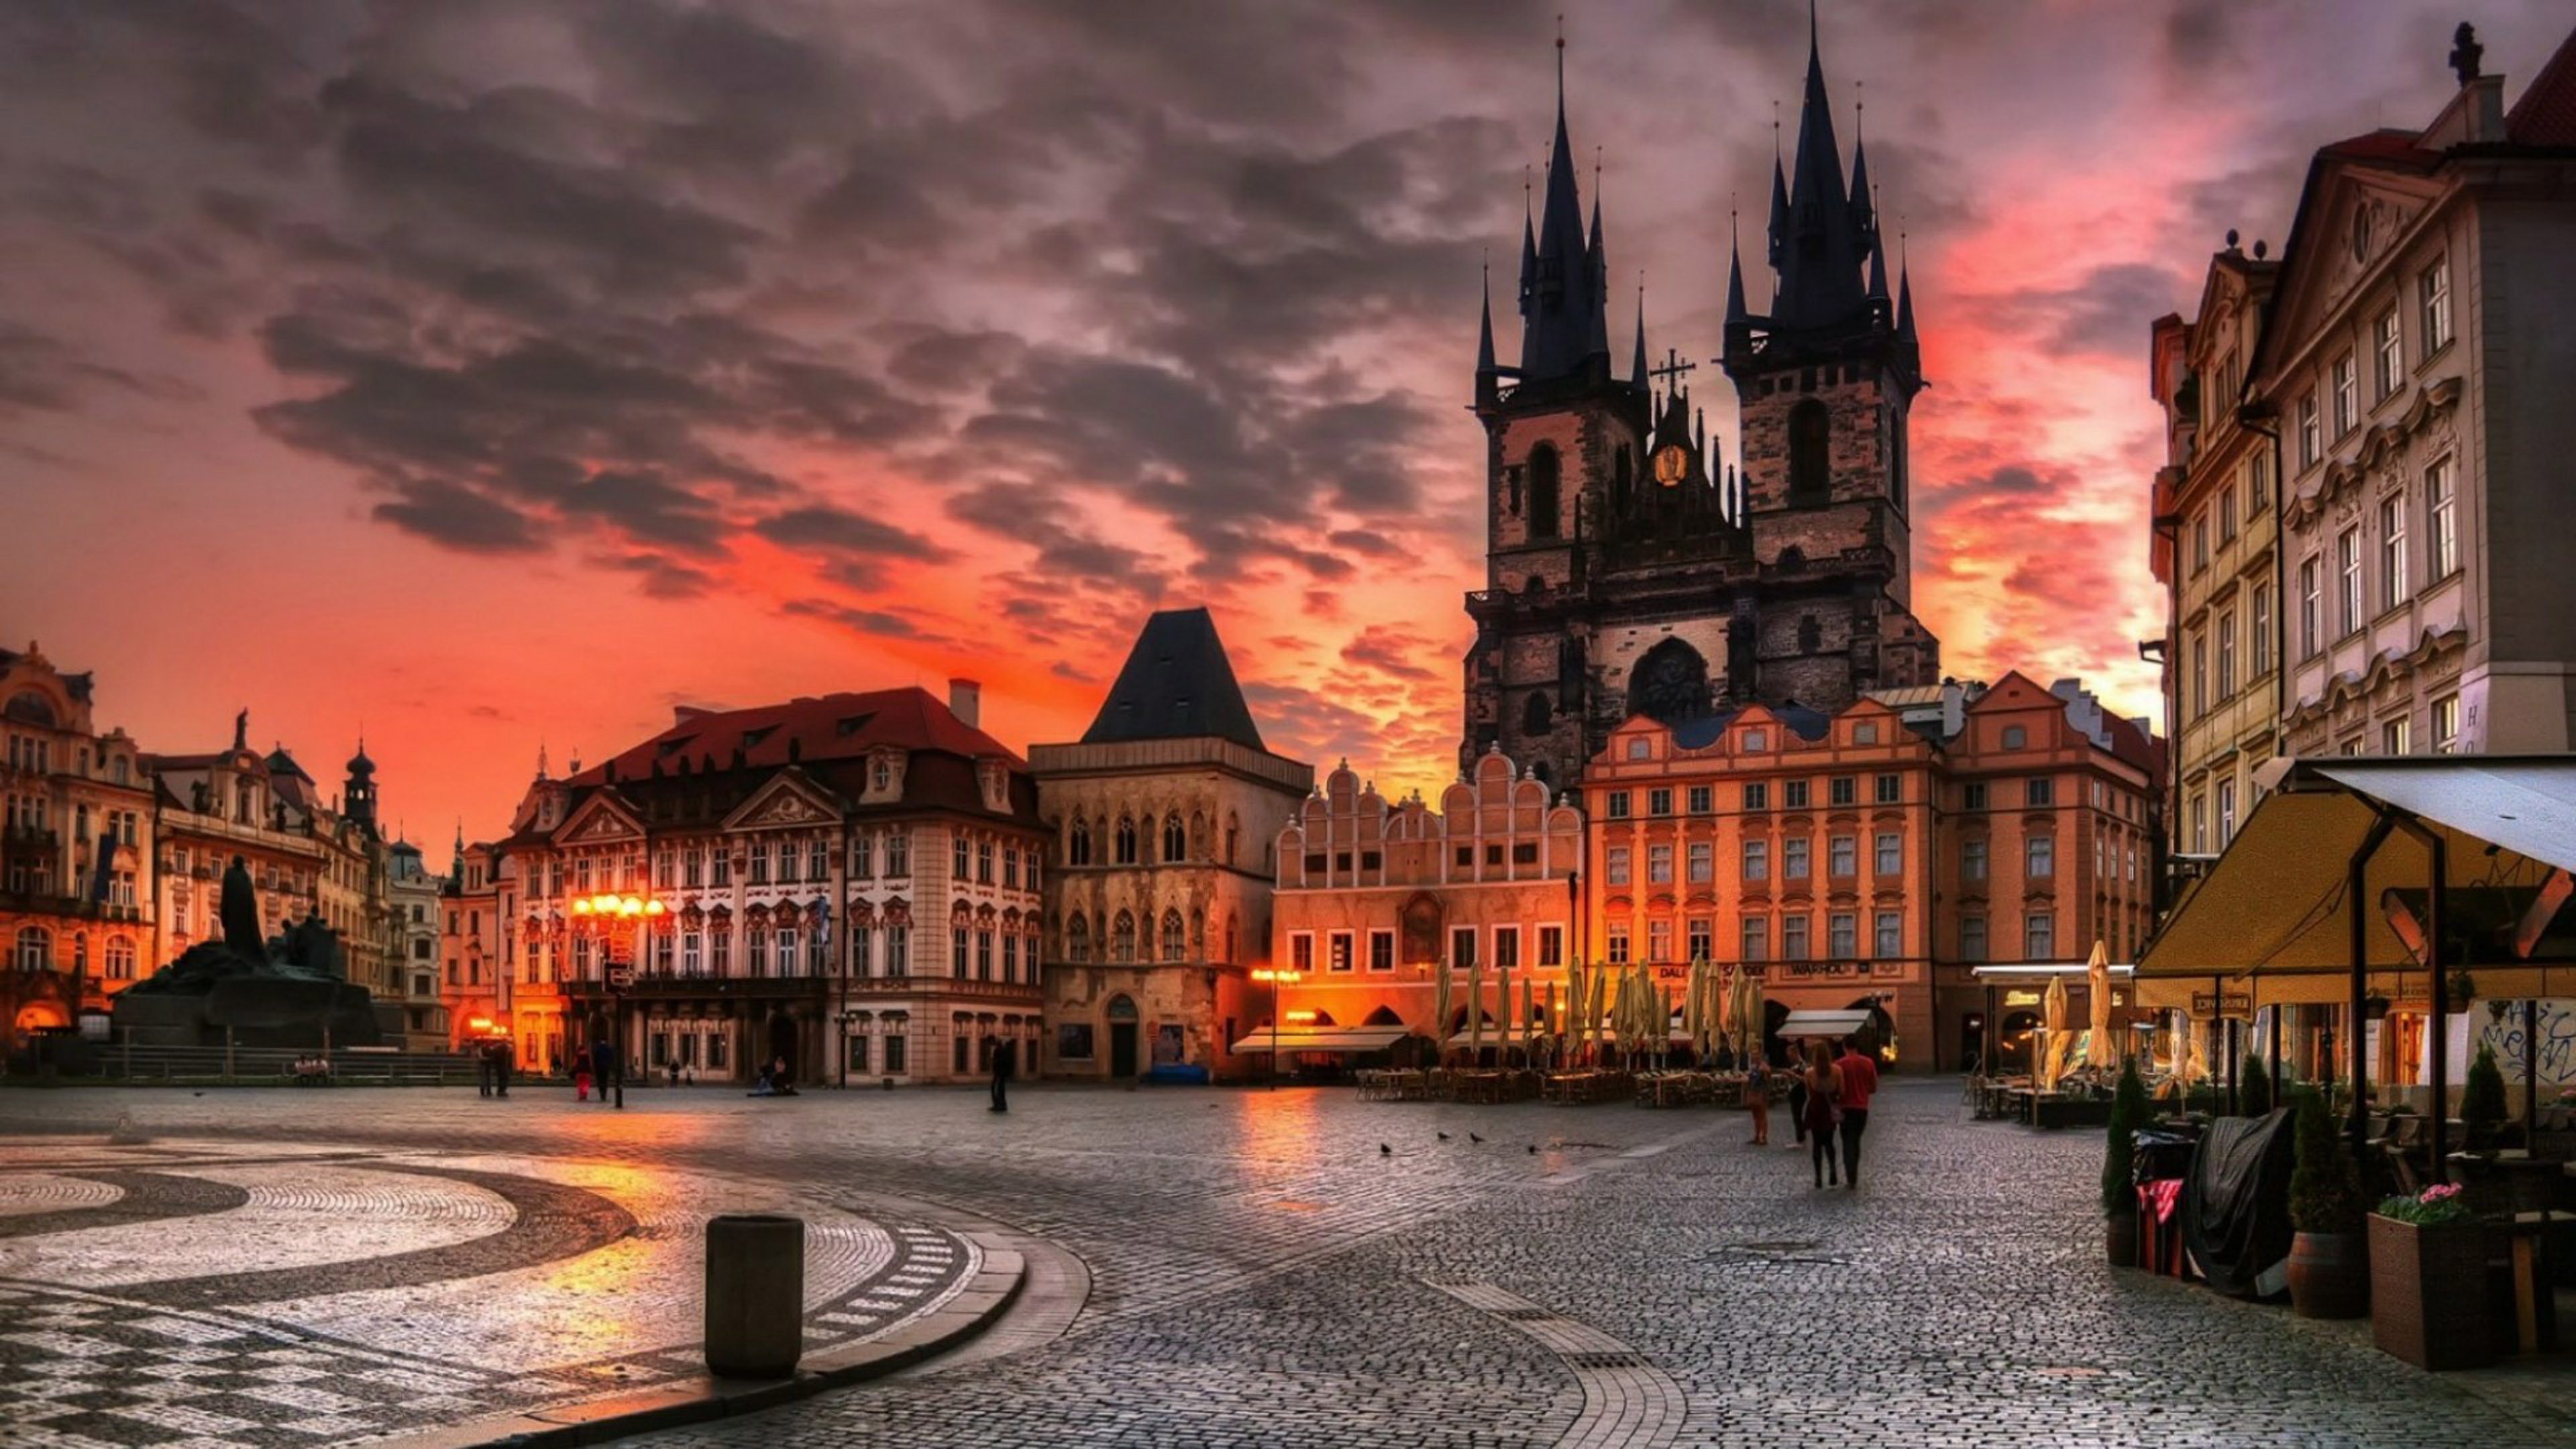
[1766,154,1788,269]
[1629,283,1650,396]
[1477,267,1497,372]
[1771,9,1870,333]
[1896,256,1919,350]
[1725,209,1751,336]
[1586,197,1611,360]
[1516,36,1611,385]
[1866,232,1889,303]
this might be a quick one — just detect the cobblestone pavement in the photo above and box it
[9,1078,2573,1448]
[0,1130,978,1448]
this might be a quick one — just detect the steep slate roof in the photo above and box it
[1081,608,1266,752]
[570,686,1019,788]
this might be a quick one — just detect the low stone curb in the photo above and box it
[365,1236,1027,1449]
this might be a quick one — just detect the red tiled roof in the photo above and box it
[2319,129,2435,166]
[568,686,1017,788]
[2508,25,2576,146]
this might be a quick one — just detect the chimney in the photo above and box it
[949,678,982,730]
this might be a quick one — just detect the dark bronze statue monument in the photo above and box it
[113,857,382,1048]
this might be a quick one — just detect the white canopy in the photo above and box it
[1227,1026,1407,1055]
[1776,1009,1874,1039]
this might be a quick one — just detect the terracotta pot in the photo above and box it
[2367,1214,2495,1370]
[2106,1205,2139,1269]
[2286,1230,2368,1319]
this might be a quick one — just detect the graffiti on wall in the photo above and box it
[2474,999,2576,1087]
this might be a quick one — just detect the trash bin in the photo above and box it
[704,1214,804,1379]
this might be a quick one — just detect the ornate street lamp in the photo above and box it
[570,892,664,1109]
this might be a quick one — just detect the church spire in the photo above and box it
[1772,1,1868,333]
[1477,258,1497,374]
[1725,205,1750,330]
[1629,276,1650,395]
[1516,27,1611,384]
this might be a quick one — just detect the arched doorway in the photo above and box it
[1997,1010,2041,1076]
[1761,999,1792,1067]
[1106,994,1139,1079]
[1843,997,1898,1063]
[1625,638,1711,724]
[766,1010,798,1083]
[13,1003,68,1033]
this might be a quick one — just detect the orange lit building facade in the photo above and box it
[1580,674,2161,1070]
[1268,751,1583,1051]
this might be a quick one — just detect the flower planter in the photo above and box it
[2367,1214,2494,1369]
[2286,1230,2368,1319]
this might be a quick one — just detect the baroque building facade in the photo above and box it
[1580,675,2158,1072]
[2151,239,2283,860]
[1032,608,1311,1081]
[2257,29,2576,759]
[446,683,1045,1084]
[387,837,446,1049]
[1462,24,1937,791]
[1,641,156,1053]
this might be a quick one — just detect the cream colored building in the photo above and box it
[2151,239,2283,858]
[2257,34,2576,759]
[1034,608,1310,1081]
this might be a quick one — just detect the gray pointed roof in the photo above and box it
[1082,607,1267,751]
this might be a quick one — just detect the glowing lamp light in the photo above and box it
[570,900,592,916]
[1284,1010,1320,1024]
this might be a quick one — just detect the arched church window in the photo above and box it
[1159,910,1185,961]
[1788,399,1831,504]
[1521,691,1552,737]
[1111,910,1136,961]
[1162,816,1187,863]
[1528,444,1561,538]
[1069,819,1092,866]
[1066,914,1091,962]
[1114,816,1138,865]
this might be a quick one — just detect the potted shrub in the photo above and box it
[2102,1055,2149,1268]
[2369,1183,2493,1370]
[2241,1054,2272,1118]
[2461,1044,2508,1151]
[2286,1090,2369,1318]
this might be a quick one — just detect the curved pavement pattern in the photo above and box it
[0,1138,986,1448]
[9,1079,2575,1448]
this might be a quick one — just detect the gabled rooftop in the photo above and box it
[1080,608,1268,753]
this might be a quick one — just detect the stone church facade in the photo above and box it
[1462,26,1939,790]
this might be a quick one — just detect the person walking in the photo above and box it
[492,1041,512,1099]
[476,1043,494,1099]
[987,1033,1012,1113]
[1833,1036,1881,1190]
[1802,1040,1844,1189]
[1743,1047,1772,1146]
[591,1038,615,1107]
[1787,1046,1810,1147]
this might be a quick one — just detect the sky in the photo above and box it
[3,0,2568,846]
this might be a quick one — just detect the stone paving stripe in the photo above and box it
[1428,1280,1684,1449]
[0,1171,251,1240]
[104,1164,635,1309]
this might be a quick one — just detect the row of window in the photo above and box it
[2294,460,2459,658]
[1063,908,1233,964]
[2294,257,2451,473]
[1,733,137,785]
[1289,922,1570,975]
[1604,773,1905,819]
[1591,910,2068,965]
[1067,811,1239,868]
[9,925,138,977]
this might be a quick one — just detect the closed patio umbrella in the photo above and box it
[1589,963,1608,1061]
[2040,971,2070,1089]
[1521,973,1536,1057]
[1468,959,1485,1065]
[1432,959,1452,1066]
[1497,955,1513,1062]
[2084,939,2119,1070]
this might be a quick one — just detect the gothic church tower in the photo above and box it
[1461,17,1939,791]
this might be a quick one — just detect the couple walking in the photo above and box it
[1792,1036,1878,1190]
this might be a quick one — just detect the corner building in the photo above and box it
[1032,609,1311,1081]
[468,682,1045,1085]
[1,642,155,1051]
[1463,22,1937,791]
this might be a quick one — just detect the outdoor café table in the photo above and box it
[2495,1210,2575,1352]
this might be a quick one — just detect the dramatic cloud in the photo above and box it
[4,0,2566,838]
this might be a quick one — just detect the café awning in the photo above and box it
[1777,1009,1876,1039]
[2135,757,2576,1010]
[1226,1026,1408,1055]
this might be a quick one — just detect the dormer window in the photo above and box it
[873,761,892,792]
